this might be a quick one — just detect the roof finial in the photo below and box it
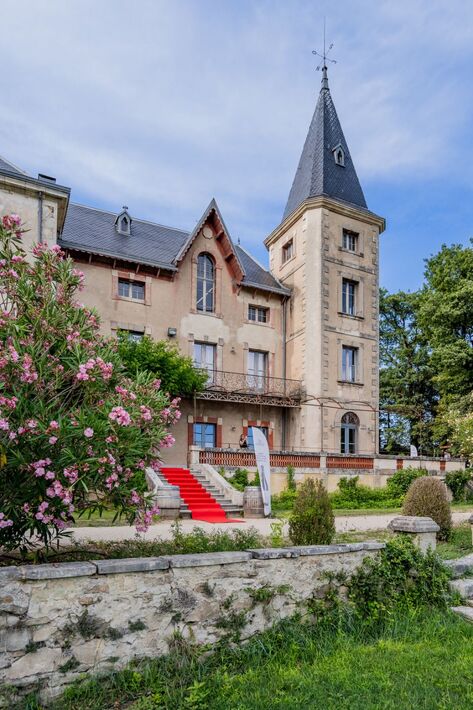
[312,18,337,90]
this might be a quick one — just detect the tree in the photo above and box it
[379,289,437,454]
[418,241,473,399]
[0,215,180,553]
[118,335,207,398]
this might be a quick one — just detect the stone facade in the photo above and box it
[265,198,384,456]
[0,543,382,705]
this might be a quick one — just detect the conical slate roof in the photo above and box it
[283,69,367,221]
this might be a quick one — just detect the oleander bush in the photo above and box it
[402,476,452,540]
[289,478,335,545]
[0,215,180,554]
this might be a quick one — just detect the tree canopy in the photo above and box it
[380,240,473,456]
[118,335,208,398]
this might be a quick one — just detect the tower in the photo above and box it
[265,67,385,456]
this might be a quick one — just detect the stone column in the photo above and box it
[387,516,439,552]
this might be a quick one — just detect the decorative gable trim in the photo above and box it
[174,198,245,283]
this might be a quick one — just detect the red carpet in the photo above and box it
[160,467,243,523]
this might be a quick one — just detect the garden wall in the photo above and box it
[0,542,383,706]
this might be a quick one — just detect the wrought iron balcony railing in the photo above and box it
[194,369,302,407]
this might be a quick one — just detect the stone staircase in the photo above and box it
[158,467,243,519]
[447,554,473,622]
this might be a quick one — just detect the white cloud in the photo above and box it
[1,0,473,254]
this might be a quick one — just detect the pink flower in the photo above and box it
[140,405,152,422]
[160,433,175,448]
[49,436,58,445]
[153,379,161,390]
[0,418,9,431]
[0,512,13,528]
[130,490,141,505]
[109,406,131,426]
[84,427,94,438]
[49,420,59,430]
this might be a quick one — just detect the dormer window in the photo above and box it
[115,206,132,236]
[333,144,345,167]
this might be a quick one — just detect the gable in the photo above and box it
[175,199,245,283]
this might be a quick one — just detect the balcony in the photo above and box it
[195,369,302,407]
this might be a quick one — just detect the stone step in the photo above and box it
[450,606,473,623]
[445,554,473,579]
[449,578,473,598]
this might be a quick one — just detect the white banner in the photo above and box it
[251,427,271,516]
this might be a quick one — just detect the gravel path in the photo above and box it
[69,511,473,543]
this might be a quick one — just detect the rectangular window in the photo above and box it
[342,346,358,382]
[342,279,356,316]
[247,426,269,449]
[247,350,268,392]
[193,342,216,383]
[193,423,216,448]
[282,240,294,264]
[341,425,356,454]
[121,329,144,343]
[248,305,268,323]
[342,229,358,252]
[118,278,145,301]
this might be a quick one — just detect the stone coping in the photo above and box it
[388,515,440,533]
[0,542,384,580]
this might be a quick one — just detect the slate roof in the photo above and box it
[283,69,367,221]
[60,202,288,295]
[0,156,28,176]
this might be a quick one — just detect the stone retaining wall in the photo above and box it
[0,542,383,705]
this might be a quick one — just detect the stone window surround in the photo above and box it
[190,253,223,317]
[337,269,365,319]
[110,321,151,337]
[247,303,270,325]
[280,236,296,267]
[187,334,224,371]
[242,419,275,449]
[337,336,364,386]
[339,225,365,257]
[243,342,274,378]
[187,415,222,448]
[112,269,151,306]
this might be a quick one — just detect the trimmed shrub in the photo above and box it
[402,477,452,540]
[445,469,473,502]
[386,468,426,498]
[289,479,335,546]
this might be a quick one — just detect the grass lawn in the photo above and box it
[41,609,473,710]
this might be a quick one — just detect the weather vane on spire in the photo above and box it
[312,18,337,72]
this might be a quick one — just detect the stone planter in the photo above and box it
[243,486,264,518]
[388,515,439,552]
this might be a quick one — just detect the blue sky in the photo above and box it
[1,0,473,292]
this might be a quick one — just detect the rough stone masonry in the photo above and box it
[0,542,383,706]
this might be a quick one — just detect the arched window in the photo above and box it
[196,253,215,313]
[341,412,359,454]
